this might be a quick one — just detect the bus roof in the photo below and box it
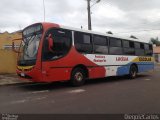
[41,22,150,44]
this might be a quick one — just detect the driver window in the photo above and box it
[42,28,72,61]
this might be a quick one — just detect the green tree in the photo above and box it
[149,37,160,46]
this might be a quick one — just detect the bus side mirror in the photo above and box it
[47,34,54,53]
[12,38,22,53]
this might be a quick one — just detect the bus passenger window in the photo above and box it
[123,40,135,55]
[93,35,108,54]
[109,38,123,55]
[135,42,145,56]
[74,32,93,54]
[145,44,153,56]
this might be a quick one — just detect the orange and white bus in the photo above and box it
[13,22,154,86]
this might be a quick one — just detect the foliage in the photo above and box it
[149,37,160,46]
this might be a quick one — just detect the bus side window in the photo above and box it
[123,40,135,55]
[145,44,153,56]
[74,32,93,54]
[135,42,145,56]
[93,35,108,54]
[109,38,123,55]
[42,28,72,61]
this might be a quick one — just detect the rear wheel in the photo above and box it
[129,65,138,79]
[70,68,86,86]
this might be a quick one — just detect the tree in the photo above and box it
[149,37,160,46]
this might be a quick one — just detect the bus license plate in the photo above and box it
[21,73,25,77]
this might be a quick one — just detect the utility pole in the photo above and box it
[87,0,101,30]
[87,0,92,30]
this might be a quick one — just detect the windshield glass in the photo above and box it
[18,24,43,66]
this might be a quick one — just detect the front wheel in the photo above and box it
[129,65,138,79]
[70,68,86,86]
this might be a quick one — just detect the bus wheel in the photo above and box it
[129,65,138,79]
[71,68,86,86]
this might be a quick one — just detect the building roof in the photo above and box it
[153,46,160,54]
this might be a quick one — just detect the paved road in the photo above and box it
[0,66,160,114]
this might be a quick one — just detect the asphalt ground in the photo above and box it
[0,65,160,114]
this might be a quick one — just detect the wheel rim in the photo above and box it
[74,72,83,82]
[132,70,136,77]
[131,67,136,77]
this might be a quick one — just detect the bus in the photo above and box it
[13,22,154,86]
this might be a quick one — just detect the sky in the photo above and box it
[0,0,160,42]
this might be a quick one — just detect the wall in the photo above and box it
[0,32,21,49]
[0,50,18,74]
[0,31,21,74]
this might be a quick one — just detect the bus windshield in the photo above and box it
[18,24,43,66]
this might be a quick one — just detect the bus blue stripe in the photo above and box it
[116,62,154,76]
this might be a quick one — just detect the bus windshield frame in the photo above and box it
[18,23,43,66]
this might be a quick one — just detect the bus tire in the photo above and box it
[71,68,86,86]
[129,65,138,79]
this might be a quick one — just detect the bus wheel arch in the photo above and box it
[129,63,138,79]
[70,65,88,86]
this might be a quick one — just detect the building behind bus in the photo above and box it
[0,31,21,74]
[153,46,160,63]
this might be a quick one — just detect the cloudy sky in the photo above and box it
[1,0,160,42]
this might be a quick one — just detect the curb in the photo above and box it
[0,74,31,86]
[0,80,31,86]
